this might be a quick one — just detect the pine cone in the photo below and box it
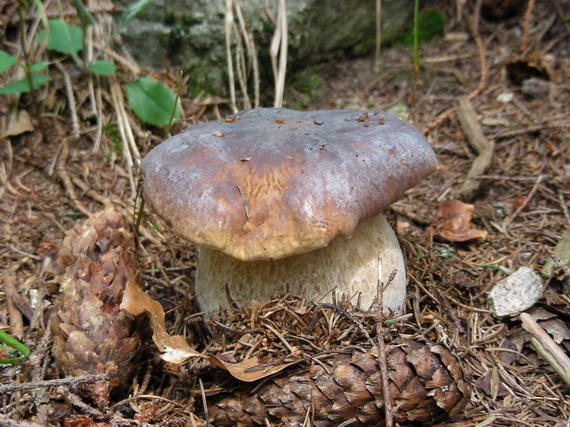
[51,208,142,408]
[210,338,470,426]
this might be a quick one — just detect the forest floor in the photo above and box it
[1,0,570,425]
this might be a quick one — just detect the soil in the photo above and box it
[1,0,570,425]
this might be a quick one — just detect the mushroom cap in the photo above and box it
[141,108,438,261]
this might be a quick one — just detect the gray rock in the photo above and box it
[114,0,414,95]
[488,267,544,318]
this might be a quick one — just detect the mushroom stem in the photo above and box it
[196,214,406,315]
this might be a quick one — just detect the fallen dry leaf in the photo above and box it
[3,110,34,138]
[120,280,207,363]
[121,282,299,379]
[434,200,487,242]
[209,355,299,382]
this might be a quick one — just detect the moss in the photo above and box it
[103,124,122,156]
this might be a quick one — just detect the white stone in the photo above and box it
[488,267,544,317]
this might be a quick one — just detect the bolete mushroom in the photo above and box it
[141,108,437,314]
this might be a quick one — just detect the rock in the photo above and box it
[521,77,550,98]
[488,267,544,318]
[114,0,414,94]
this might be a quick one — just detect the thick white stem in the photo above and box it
[196,214,406,315]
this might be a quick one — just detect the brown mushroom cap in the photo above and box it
[141,108,437,261]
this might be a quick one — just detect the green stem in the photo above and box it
[165,70,183,137]
[475,264,511,276]
[135,197,145,232]
[0,330,30,364]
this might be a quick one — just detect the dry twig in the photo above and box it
[520,0,536,52]
[375,259,394,427]
[455,97,495,200]
[520,313,570,386]
[271,0,288,108]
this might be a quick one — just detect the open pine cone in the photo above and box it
[207,296,471,426]
[210,338,470,425]
[50,208,142,408]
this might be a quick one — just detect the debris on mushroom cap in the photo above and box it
[141,108,438,261]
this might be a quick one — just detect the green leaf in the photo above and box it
[38,19,83,55]
[125,77,180,126]
[72,0,97,29]
[32,0,49,31]
[0,74,52,94]
[0,50,18,73]
[30,61,49,71]
[118,0,153,29]
[88,60,116,75]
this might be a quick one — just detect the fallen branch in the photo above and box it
[520,313,570,387]
[375,259,394,427]
[455,97,495,200]
[0,374,108,393]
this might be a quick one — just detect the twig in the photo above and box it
[55,63,80,138]
[520,0,536,53]
[56,139,91,216]
[271,0,288,108]
[374,0,382,73]
[111,394,185,410]
[550,0,570,35]
[62,388,105,418]
[520,313,570,386]
[0,419,43,427]
[467,0,487,100]
[264,323,298,357]
[503,174,544,228]
[225,0,238,113]
[375,258,394,427]
[389,203,431,225]
[559,192,570,225]
[93,43,141,75]
[455,97,495,200]
[199,378,210,427]
[232,25,252,110]
[249,33,261,108]
[492,122,570,139]
[110,81,138,197]
[233,0,254,109]
[0,374,109,393]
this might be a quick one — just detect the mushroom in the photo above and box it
[141,108,437,314]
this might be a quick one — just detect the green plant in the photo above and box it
[1,0,181,128]
[0,19,114,95]
[401,9,446,46]
[0,330,30,364]
[125,77,180,127]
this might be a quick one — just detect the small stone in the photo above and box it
[488,267,544,317]
[521,77,550,98]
